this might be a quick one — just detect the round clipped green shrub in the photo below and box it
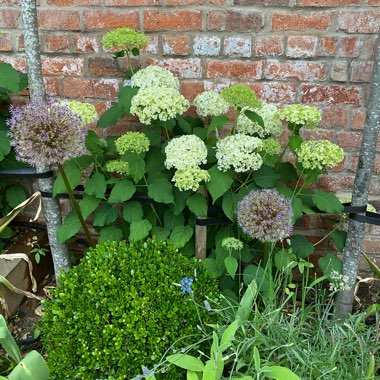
[41,239,219,380]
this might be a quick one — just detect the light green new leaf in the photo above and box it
[261,365,300,380]
[123,202,143,223]
[206,165,233,203]
[148,177,174,204]
[237,279,257,324]
[312,190,343,215]
[170,225,193,248]
[220,320,239,351]
[187,371,200,380]
[186,193,208,217]
[8,350,49,380]
[167,354,205,372]
[129,220,152,242]
[108,179,136,203]
[84,173,107,199]
[202,359,219,380]
[224,256,238,279]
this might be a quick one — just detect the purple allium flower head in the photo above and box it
[7,99,87,167]
[237,189,293,243]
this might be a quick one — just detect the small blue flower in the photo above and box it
[204,300,212,311]
[142,366,154,377]
[180,277,193,295]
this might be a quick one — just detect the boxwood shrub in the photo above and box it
[41,239,219,380]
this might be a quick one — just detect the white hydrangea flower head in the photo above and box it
[115,132,150,155]
[275,104,321,129]
[261,138,282,155]
[329,270,350,292]
[193,91,230,118]
[130,87,189,125]
[131,65,180,90]
[165,135,208,170]
[216,134,263,173]
[172,167,210,192]
[221,237,244,251]
[237,103,282,138]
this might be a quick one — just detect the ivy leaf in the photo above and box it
[186,193,208,217]
[253,165,279,188]
[5,185,26,209]
[108,179,136,203]
[93,203,118,227]
[122,202,143,223]
[57,212,80,243]
[0,131,11,160]
[98,225,123,243]
[207,115,230,136]
[312,190,343,215]
[97,104,126,129]
[291,235,314,259]
[129,219,152,242]
[331,229,347,252]
[206,165,234,203]
[170,225,193,248]
[117,86,139,114]
[224,256,238,279]
[84,173,107,199]
[53,165,81,197]
[148,177,174,204]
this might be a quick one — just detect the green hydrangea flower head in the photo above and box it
[220,84,261,110]
[172,167,210,192]
[296,140,344,170]
[276,104,321,129]
[60,100,98,125]
[193,91,230,117]
[221,237,244,251]
[115,132,150,155]
[101,27,148,51]
[104,160,129,176]
[261,138,282,155]
[131,65,180,90]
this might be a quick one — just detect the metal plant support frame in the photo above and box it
[20,0,70,274]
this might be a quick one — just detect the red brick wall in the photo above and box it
[1,0,380,261]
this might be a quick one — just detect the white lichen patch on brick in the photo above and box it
[152,58,202,78]
[193,36,221,56]
[286,36,317,58]
[42,57,84,76]
[144,35,158,55]
[204,80,234,92]
[223,36,251,57]
[75,36,100,53]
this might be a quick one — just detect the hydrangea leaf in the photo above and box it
[186,193,208,217]
[243,265,270,298]
[123,152,145,183]
[176,115,192,134]
[98,225,123,243]
[173,188,189,215]
[164,208,185,230]
[290,235,314,259]
[148,177,174,204]
[291,197,303,222]
[53,165,81,197]
[57,212,81,243]
[244,109,264,128]
[253,165,279,188]
[0,63,20,93]
[129,220,152,242]
[97,104,126,129]
[312,190,343,215]
[122,202,143,223]
[205,258,223,279]
[207,115,230,137]
[79,195,101,220]
[118,86,139,114]
[331,229,347,252]
[151,226,171,241]
[0,131,11,160]
[108,179,136,203]
[224,256,238,279]
[318,253,342,278]
[170,225,193,248]
[222,191,236,222]
[5,185,27,209]
[84,173,107,199]
[206,165,234,203]
[93,203,118,227]
[289,135,303,153]
[275,162,298,184]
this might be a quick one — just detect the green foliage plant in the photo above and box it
[41,238,219,380]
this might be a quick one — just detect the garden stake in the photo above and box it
[195,188,208,260]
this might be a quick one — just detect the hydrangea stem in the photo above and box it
[125,50,134,76]
[57,164,96,247]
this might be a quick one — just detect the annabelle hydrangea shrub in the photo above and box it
[54,27,346,291]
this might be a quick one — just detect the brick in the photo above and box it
[163,35,189,56]
[44,77,62,96]
[147,57,202,78]
[73,36,100,53]
[321,107,349,128]
[301,129,334,142]
[265,60,325,81]
[286,36,317,58]
[254,82,297,103]
[301,85,361,105]
[88,57,132,77]
[38,10,80,31]
[0,9,19,28]
[144,36,159,54]
[255,36,284,56]
[369,0,380,5]
[43,35,70,53]
[63,78,119,99]
[193,36,221,56]
[206,60,264,80]
[83,10,139,30]
[362,239,380,254]
[0,33,12,51]
[0,56,27,72]
[47,0,101,5]
[318,36,336,56]
[338,37,361,57]
[223,36,251,57]
[361,37,377,60]
[351,109,366,129]
[351,61,373,83]
[180,80,205,100]
[297,0,360,5]
[166,0,224,4]
[337,131,362,149]
[41,57,83,76]
[272,12,331,31]
[17,35,24,51]
[318,175,355,192]
[207,10,263,32]
[105,0,157,5]
[234,0,288,4]
[144,10,202,31]
[331,61,348,82]
[338,11,380,34]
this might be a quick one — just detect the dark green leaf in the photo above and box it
[169,225,193,248]
[79,195,100,220]
[244,109,264,128]
[243,265,270,298]
[222,191,235,222]
[84,173,107,199]
[205,258,223,279]
[292,197,303,222]
[186,193,208,217]
[291,235,314,259]
[57,212,81,243]
[0,131,11,160]
[131,47,140,56]
[53,165,81,197]
[93,203,118,227]
[312,190,343,215]
[224,256,238,278]
[176,115,192,134]
[148,177,174,204]
[123,152,145,183]
[151,226,171,241]
[207,115,230,136]
[98,225,123,243]
[164,208,185,230]
[172,188,189,215]
[129,219,152,242]
[143,128,162,146]
[318,252,342,278]
[0,63,20,93]
[5,185,26,208]
[206,165,234,203]
[122,202,143,223]
[289,135,303,153]
[118,86,139,114]
[253,165,279,188]
[331,229,347,252]
[192,127,207,140]
[275,162,298,184]
[67,155,94,170]
[85,130,106,154]
[97,104,126,129]
[108,179,136,203]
